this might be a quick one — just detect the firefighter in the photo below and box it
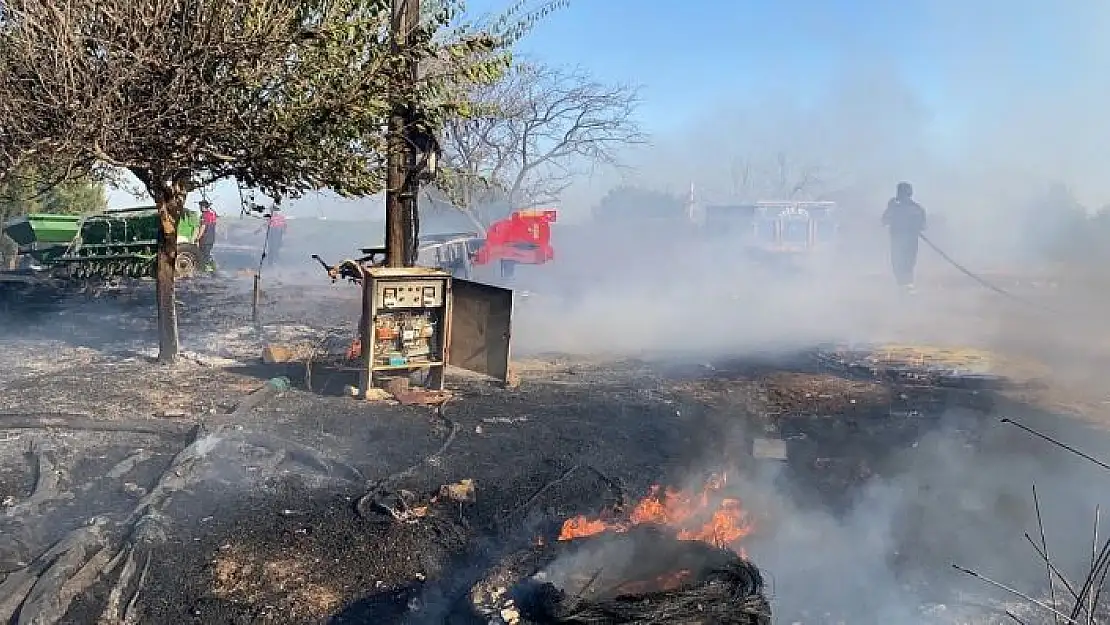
[881,181,926,292]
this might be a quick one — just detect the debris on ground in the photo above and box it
[0,276,1096,624]
[261,343,315,364]
[230,376,290,416]
[474,526,771,625]
[360,488,430,522]
[436,478,476,504]
[751,437,787,460]
[343,385,394,401]
[384,378,452,406]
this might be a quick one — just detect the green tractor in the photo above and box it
[2,206,205,283]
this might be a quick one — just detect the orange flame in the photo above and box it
[557,473,753,552]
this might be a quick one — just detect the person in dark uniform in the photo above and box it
[881,182,926,291]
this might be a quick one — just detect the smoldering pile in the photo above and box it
[469,525,770,625]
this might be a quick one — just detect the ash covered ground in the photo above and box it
[0,258,1108,625]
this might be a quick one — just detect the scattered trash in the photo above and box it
[262,343,314,364]
[500,604,521,624]
[384,378,451,406]
[437,479,476,504]
[344,385,394,401]
[230,377,291,417]
[363,489,429,523]
[481,417,529,425]
[752,437,788,461]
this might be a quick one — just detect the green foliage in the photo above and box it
[0,170,106,219]
[408,0,567,133]
[0,166,107,264]
[0,0,564,203]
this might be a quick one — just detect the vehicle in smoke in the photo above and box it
[416,232,485,278]
[702,201,838,268]
[1,206,206,283]
[417,209,557,284]
[313,208,557,290]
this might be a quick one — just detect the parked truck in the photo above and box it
[315,209,558,288]
[414,208,557,282]
[702,201,838,266]
[2,205,205,285]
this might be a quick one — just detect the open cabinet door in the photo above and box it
[448,278,514,382]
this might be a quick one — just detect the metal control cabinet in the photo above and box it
[357,267,453,393]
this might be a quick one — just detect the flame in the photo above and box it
[557,473,753,552]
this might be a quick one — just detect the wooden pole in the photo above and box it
[357,272,373,397]
[251,273,261,322]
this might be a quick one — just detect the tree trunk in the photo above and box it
[154,190,185,363]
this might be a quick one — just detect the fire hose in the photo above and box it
[918,233,1059,314]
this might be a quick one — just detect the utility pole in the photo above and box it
[385,0,421,267]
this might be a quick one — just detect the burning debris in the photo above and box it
[521,526,769,625]
[468,474,768,625]
[470,524,770,625]
[557,472,754,553]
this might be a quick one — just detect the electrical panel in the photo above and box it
[375,280,445,309]
[358,267,453,391]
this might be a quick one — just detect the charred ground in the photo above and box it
[0,273,1105,624]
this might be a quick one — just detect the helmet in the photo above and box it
[896,182,913,198]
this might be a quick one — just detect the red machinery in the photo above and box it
[472,209,557,268]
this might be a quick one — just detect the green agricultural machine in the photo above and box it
[2,206,204,283]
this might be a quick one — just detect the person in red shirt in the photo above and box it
[256,208,287,266]
[195,201,219,268]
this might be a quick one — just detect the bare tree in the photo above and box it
[0,0,513,361]
[727,152,830,201]
[437,62,646,224]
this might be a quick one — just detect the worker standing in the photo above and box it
[196,200,219,271]
[881,182,926,292]
[263,209,287,266]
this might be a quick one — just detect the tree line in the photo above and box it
[0,0,646,361]
[0,167,106,268]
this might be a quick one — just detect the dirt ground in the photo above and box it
[0,268,1107,625]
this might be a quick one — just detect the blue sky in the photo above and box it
[469,0,1095,144]
[473,0,936,132]
[452,0,1110,211]
[109,1,1110,213]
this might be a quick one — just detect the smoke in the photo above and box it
[85,5,1110,619]
[731,410,1110,623]
[483,4,1110,622]
[500,0,1110,380]
[528,1,1110,266]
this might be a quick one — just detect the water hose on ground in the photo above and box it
[918,233,1058,314]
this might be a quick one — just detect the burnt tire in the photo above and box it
[175,244,201,279]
